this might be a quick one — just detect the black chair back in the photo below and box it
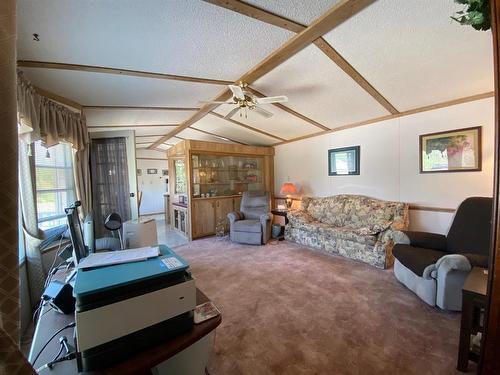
[447,197,493,256]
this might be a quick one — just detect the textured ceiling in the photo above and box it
[84,109,194,127]
[20,68,225,107]
[246,0,340,26]
[253,44,389,129]
[17,0,494,148]
[213,99,323,138]
[17,0,293,80]
[323,0,494,110]
[192,114,278,146]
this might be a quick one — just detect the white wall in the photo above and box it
[274,98,494,234]
[136,149,168,215]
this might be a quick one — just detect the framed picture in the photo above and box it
[420,126,481,173]
[328,146,360,176]
[162,169,168,176]
[147,168,158,175]
[137,169,142,176]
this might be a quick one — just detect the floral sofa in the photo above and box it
[285,195,409,269]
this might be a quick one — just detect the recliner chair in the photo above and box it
[392,197,492,311]
[227,191,272,245]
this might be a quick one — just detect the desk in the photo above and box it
[457,267,488,372]
[29,287,221,374]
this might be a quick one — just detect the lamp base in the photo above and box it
[285,197,293,209]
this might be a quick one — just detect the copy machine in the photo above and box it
[73,245,196,371]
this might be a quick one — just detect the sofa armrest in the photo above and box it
[286,210,314,227]
[227,211,243,224]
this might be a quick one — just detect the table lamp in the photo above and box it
[280,182,297,209]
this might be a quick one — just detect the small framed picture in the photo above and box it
[137,169,142,176]
[420,126,482,173]
[147,168,158,175]
[328,146,360,176]
[162,169,168,176]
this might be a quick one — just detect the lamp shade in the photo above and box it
[280,182,297,195]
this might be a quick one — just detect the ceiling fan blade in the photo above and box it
[225,107,241,119]
[255,95,288,104]
[228,85,245,100]
[198,101,234,104]
[252,106,273,119]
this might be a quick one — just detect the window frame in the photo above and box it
[33,141,76,231]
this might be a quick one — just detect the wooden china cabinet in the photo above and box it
[167,140,274,240]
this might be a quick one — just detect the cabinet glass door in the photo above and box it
[192,154,264,198]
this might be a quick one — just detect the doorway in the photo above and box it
[90,136,135,236]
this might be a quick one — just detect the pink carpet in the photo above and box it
[175,238,472,375]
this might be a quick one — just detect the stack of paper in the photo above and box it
[77,246,160,269]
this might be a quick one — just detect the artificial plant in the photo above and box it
[451,0,491,31]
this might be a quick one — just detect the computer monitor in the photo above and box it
[65,201,87,266]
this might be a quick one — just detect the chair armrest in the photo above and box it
[435,254,472,274]
[227,211,243,224]
[392,231,447,251]
[461,253,489,268]
[259,212,272,225]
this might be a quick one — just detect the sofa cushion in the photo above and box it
[321,226,378,246]
[232,219,261,233]
[306,196,346,226]
[393,244,447,277]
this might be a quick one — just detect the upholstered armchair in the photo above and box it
[392,197,492,311]
[227,191,273,245]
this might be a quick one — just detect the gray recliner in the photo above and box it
[227,191,273,245]
[392,197,492,311]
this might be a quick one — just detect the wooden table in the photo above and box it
[457,267,488,372]
[29,288,221,374]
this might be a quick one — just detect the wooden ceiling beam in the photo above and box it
[33,86,83,112]
[189,127,249,145]
[84,105,199,111]
[88,124,178,129]
[150,0,374,149]
[209,111,286,141]
[272,91,495,146]
[248,87,329,130]
[17,60,233,86]
[149,88,232,148]
[204,0,398,114]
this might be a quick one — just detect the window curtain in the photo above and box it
[0,2,37,372]
[90,137,131,237]
[16,73,91,312]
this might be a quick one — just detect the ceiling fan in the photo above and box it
[200,83,288,120]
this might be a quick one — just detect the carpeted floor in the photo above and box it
[175,237,474,375]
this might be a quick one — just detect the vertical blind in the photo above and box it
[34,141,75,230]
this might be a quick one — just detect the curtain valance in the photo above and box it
[17,71,88,151]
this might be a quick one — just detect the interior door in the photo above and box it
[90,132,138,236]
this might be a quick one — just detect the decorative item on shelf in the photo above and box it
[162,169,168,176]
[420,126,482,173]
[243,161,257,169]
[245,174,257,182]
[147,168,158,175]
[280,182,297,209]
[328,146,360,176]
[137,169,142,176]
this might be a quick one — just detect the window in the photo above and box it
[174,159,186,194]
[34,141,76,230]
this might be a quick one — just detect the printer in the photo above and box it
[73,245,196,371]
